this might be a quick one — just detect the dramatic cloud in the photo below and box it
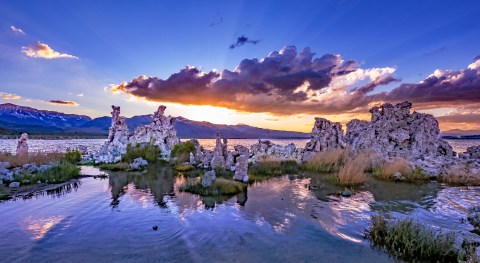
[111,46,396,115]
[22,42,78,59]
[229,35,260,49]
[49,100,79,106]
[0,92,21,100]
[384,59,480,108]
[10,25,25,35]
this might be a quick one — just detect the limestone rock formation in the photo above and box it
[234,155,249,183]
[94,106,130,163]
[346,101,454,159]
[202,170,216,187]
[16,133,28,156]
[250,140,303,163]
[210,132,226,169]
[233,145,250,157]
[460,146,480,161]
[303,118,346,161]
[129,105,180,158]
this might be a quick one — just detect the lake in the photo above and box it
[0,165,479,262]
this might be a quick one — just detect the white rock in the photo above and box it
[9,182,20,188]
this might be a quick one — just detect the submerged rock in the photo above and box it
[16,133,28,156]
[202,170,216,187]
[130,157,148,170]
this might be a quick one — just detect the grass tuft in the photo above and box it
[64,149,82,164]
[180,178,246,196]
[303,149,351,173]
[174,163,194,171]
[336,154,367,186]
[4,164,80,185]
[439,164,480,186]
[373,158,428,183]
[0,151,65,168]
[365,214,459,262]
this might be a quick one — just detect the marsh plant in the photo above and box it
[335,154,367,186]
[438,164,480,186]
[365,214,459,262]
[0,151,65,168]
[373,158,428,183]
[98,162,130,171]
[64,149,82,164]
[303,148,351,173]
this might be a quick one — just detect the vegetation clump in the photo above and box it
[438,164,480,186]
[180,178,246,196]
[174,163,195,171]
[303,149,351,173]
[171,141,195,163]
[335,154,367,186]
[4,164,80,185]
[365,214,459,262]
[248,159,301,181]
[98,162,130,171]
[373,158,428,183]
[0,151,64,168]
[123,143,160,163]
[64,149,82,164]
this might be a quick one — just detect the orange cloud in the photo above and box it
[49,100,79,106]
[0,92,21,100]
[22,41,78,59]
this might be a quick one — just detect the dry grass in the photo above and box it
[336,154,368,186]
[0,151,65,168]
[373,158,428,182]
[303,148,352,172]
[180,178,246,196]
[439,164,480,186]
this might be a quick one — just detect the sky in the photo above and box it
[0,0,479,132]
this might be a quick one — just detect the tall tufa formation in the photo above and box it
[210,132,226,169]
[129,105,180,158]
[95,106,130,163]
[16,133,29,156]
[302,118,346,161]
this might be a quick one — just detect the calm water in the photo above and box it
[0,138,477,153]
[1,165,479,262]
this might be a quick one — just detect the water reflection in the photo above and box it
[24,215,67,240]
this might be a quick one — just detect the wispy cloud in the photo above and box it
[10,25,25,35]
[0,92,21,100]
[48,100,79,106]
[22,41,78,59]
[229,35,260,49]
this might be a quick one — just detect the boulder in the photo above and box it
[9,182,20,188]
[233,145,250,157]
[16,133,28,156]
[460,146,480,162]
[130,157,148,170]
[468,206,480,229]
[202,170,216,187]
[0,168,14,181]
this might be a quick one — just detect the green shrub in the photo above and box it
[365,214,459,262]
[180,178,246,196]
[123,143,160,163]
[64,149,82,164]
[99,162,130,171]
[214,167,234,179]
[171,141,195,163]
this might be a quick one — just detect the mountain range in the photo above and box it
[0,103,310,139]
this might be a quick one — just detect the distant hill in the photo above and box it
[441,129,480,139]
[0,103,309,139]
